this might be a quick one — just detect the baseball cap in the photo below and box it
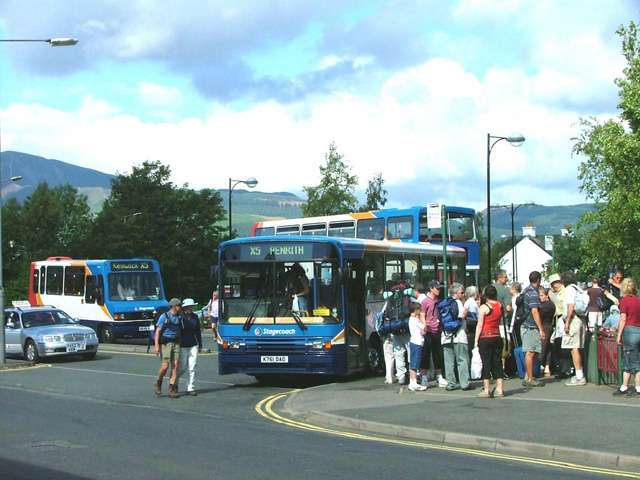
[428,280,443,289]
[548,274,561,285]
[169,298,182,307]
[610,304,620,313]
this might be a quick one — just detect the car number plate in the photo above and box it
[139,326,153,331]
[260,356,288,363]
[67,342,87,352]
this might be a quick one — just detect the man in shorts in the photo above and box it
[561,271,587,386]
[520,271,546,387]
[154,298,182,398]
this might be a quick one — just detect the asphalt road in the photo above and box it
[0,344,626,479]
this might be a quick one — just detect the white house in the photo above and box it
[498,223,552,286]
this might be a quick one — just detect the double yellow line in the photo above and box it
[256,391,639,479]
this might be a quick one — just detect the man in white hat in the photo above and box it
[178,298,203,396]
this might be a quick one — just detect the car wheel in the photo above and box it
[99,325,115,343]
[24,340,40,363]
[82,352,97,360]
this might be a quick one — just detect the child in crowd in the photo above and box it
[408,302,427,392]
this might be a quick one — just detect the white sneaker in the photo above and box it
[421,379,429,389]
[566,376,587,386]
[438,378,448,388]
[408,383,427,392]
[384,378,393,384]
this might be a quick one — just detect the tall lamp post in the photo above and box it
[0,37,77,365]
[228,177,258,238]
[492,202,534,282]
[486,133,525,286]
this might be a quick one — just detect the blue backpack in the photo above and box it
[437,296,461,333]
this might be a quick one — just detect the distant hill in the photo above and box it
[484,203,596,238]
[1,151,114,211]
[2,150,595,238]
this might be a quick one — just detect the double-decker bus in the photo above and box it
[251,205,479,285]
[29,257,169,343]
[216,236,466,381]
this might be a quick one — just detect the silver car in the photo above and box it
[4,307,99,362]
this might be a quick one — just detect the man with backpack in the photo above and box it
[561,271,588,386]
[154,298,183,398]
[440,282,473,391]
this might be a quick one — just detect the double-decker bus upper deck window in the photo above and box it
[387,215,414,240]
[276,225,300,236]
[329,220,355,238]
[46,266,63,295]
[255,227,275,236]
[64,266,85,296]
[419,212,476,242]
[357,218,385,240]
[302,223,327,236]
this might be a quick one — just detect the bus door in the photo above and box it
[344,260,366,371]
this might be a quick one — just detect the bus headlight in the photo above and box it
[229,341,241,349]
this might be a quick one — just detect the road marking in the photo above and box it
[50,365,236,386]
[0,364,51,373]
[97,349,217,357]
[256,391,640,479]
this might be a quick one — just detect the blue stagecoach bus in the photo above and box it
[29,257,169,343]
[216,236,466,382]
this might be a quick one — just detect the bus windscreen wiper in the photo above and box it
[290,309,308,331]
[242,297,263,331]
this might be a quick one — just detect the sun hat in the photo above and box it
[610,304,620,313]
[182,298,197,308]
[169,298,182,307]
[548,274,561,285]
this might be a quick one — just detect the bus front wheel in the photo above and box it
[99,325,115,344]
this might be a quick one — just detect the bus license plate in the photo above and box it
[67,343,86,352]
[139,326,153,331]
[260,356,288,363]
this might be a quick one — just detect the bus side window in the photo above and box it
[32,268,40,294]
[86,275,104,305]
[46,266,63,295]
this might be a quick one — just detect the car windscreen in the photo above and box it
[22,310,75,328]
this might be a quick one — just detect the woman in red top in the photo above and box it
[614,277,640,397]
[474,285,504,398]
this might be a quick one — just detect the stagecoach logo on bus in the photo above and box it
[253,327,297,336]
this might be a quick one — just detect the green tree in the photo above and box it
[90,161,226,301]
[302,142,358,216]
[360,172,388,211]
[1,182,92,303]
[573,20,640,279]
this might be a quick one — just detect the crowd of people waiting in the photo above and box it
[377,268,640,398]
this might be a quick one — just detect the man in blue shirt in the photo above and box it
[521,271,546,387]
[154,298,182,398]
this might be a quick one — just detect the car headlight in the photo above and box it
[44,335,63,342]
[85,333,97,340]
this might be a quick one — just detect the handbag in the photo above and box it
[501,308,512,359]
[471,347,483,379]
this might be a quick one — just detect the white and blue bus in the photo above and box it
[216,236,466,381]
[29,257,169,343]
[252,205,479,286]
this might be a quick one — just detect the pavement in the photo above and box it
[284,374,640,470]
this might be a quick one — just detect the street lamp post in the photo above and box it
[0,37,77,365]
[228,177,258,238]
[492,202,534,282]
[486,133,525,286]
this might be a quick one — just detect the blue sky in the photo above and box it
[0,0,637,211]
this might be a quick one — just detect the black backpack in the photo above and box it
[596,290,614,312]
[382,283,413,327]
[514,293,527,322]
